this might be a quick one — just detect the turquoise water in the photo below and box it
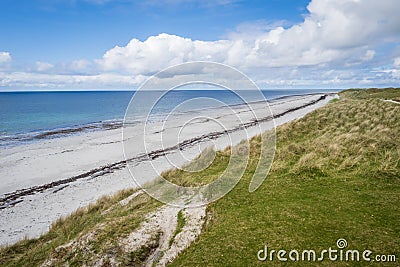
[0,89,338,146]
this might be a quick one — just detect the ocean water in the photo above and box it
[0,89,338,146]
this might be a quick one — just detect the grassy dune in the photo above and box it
[0,190,163,266]
[0,88,399,266]
[170,88,400,266]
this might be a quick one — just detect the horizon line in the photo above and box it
[0,88,347,93]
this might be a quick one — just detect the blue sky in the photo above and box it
[0,0,399,90]
[0,0,309,62]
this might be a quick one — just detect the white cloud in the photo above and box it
[373,69,400,79]
[98,34,235,74]
[0,52,12,64]
[98,0,400,75]
[362,50,375,61]
[36,61,54,72]
[394,57,400,69]
[67,59,93,74]
[0,71,146,89]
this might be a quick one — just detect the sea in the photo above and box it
[0,89,339,147]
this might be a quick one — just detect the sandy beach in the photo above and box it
[0,93,337,246]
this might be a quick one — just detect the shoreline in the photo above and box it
[0,91,338,148]
[0,93,337,246]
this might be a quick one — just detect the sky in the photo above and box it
[0,0,399,90]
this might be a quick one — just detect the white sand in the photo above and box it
[0,93,337,246]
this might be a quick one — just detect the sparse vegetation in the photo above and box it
[1,88,399,266]
[161,148,231,187]
[125,232,161,267]
[0,189,162,266]
[169,210,186,247]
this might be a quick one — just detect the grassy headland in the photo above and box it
[170,88,400,266]
[1,88,399,266]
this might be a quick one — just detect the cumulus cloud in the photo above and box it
[98,0,400,75]
[98,34,233,74]
[0,52,12,64]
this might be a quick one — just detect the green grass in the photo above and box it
[0,189,162,266]
[1,88,399,266]
[162,147,231,187]
[126,231,161,267]
[169,210,186,247]
[341,87,400,100]
[169,88,400,266]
